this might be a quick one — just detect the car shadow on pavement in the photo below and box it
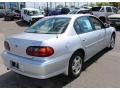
[0,48,110,88]
[82,48,109,71]
[16,20,30,27]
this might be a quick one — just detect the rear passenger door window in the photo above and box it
[77,16,93,33]
[89,16,105,30]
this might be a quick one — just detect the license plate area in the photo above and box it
[10,61,19,69]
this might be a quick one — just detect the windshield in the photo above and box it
[25,17,71,34]
[27,10,42,16]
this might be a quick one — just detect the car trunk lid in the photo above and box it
[6,32,56,58]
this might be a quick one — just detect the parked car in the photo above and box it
[2,14,116,79]
[68,8,93,14]
[91,6,118,22]
[108,10,120,26]
[0,11,5,18]
[45,9,61,16]
[21,8,44,24]
[61,7,70,14]
[4,9,21,21]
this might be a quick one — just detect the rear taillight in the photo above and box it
[26,46,54,57]
[4,41,10,51]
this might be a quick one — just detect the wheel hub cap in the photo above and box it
[72,56,82,75]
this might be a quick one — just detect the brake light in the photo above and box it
[26,46,54,57]
[4,41,10,51]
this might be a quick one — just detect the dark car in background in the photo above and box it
[0,10,5,18]
[45,7,70,16]
[4,9,21,21]
[47,9,61,16]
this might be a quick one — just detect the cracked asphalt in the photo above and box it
[0,18,120,88]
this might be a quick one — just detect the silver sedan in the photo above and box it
[2,14,116,79]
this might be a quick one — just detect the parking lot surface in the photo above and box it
[0,18,120,88]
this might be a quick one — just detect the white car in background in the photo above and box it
[91,6,118,22]
[2,14,116,79]
[108,10,120,26]
[21,8,44,24]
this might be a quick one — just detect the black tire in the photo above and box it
[108,35,115,49]
[68,51,84,78]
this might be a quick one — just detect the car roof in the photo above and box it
[46,14,92,19]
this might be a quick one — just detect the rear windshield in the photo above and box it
[91,7,101,11]
[25,17,71,34]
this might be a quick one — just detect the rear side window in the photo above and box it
[74,16,93,34]
[106,7,112,12]
[74,21,81,34]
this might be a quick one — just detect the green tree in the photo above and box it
[109,2,120,8]
[96,2,110,6]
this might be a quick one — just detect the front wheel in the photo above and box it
[68,52,83,78]
[108,35,115,49]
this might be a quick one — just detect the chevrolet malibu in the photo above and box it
[2,14,116,79]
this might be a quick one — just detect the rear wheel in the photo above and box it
[68,52,83,78]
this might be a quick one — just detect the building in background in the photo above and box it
[25,2,88,9]
[0,2,25,10]
[0,2,90,11]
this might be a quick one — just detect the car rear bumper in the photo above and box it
[2,51,69,79]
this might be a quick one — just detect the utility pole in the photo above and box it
[65,2,66,7]
[50,2,52,9]
[46,2,49,16]
[74,2,75,7]
[4,2,6,13]
[78,2,79,7]
[34,2,35,8]
[55,2,56,9]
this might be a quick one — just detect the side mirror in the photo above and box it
[104,23,110,28]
